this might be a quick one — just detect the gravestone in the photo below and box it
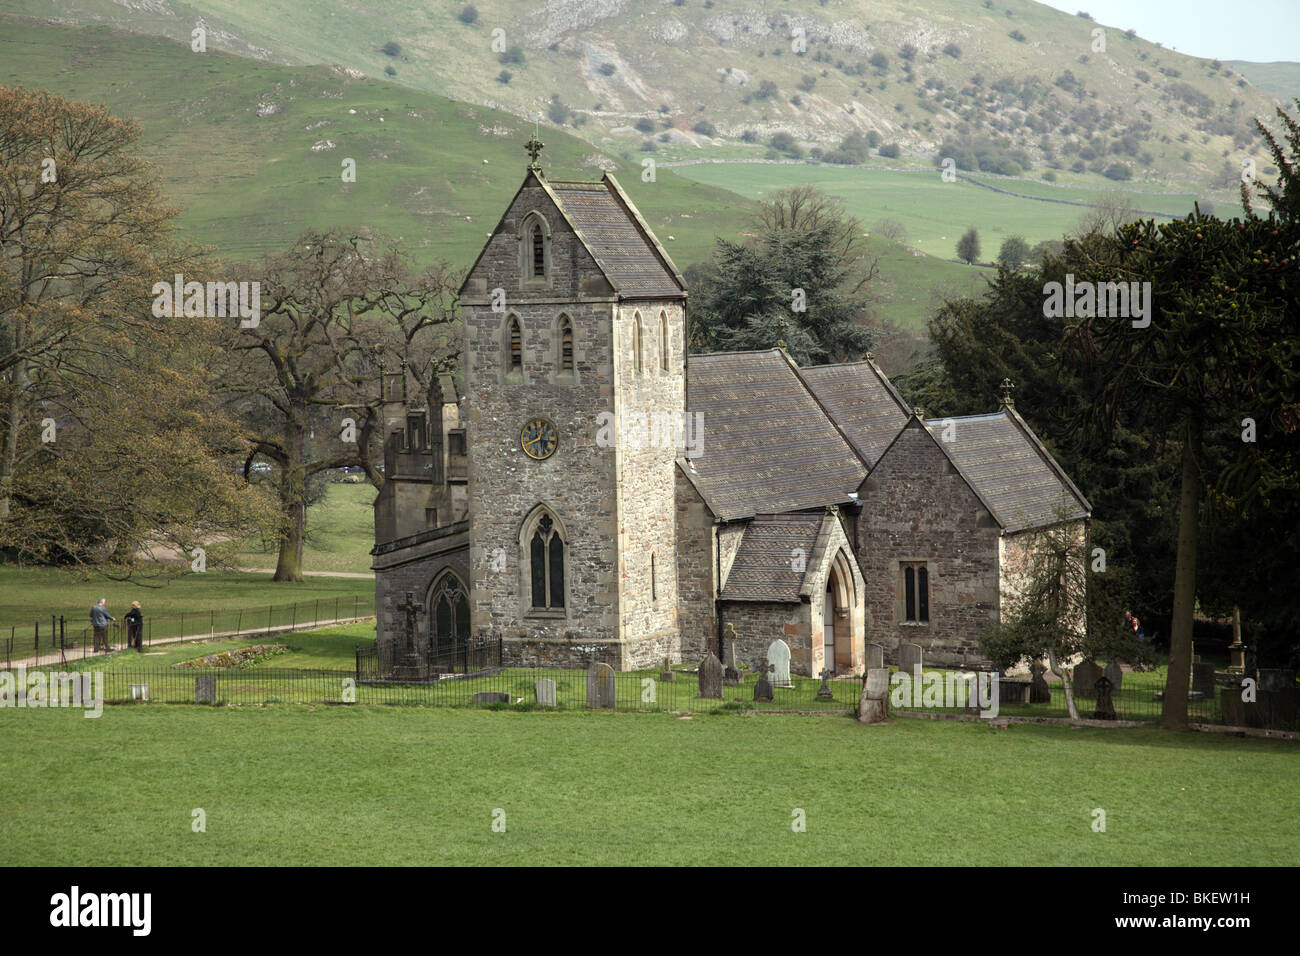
[753,664,775,703]
[767,639,792,688]
[534,678,557,707]
[864,643,885,671]
[898,642,923,676]
[1029,662,1051,703]
[1103,659,1123,693]
[722,623,740,684]
[473,691,510,704]
[698,652,723,699]
[195,674,217,704]
[816,669,835,701]
[1190,661,1215,700]
[857,668,890,724]
[1258,668,1297,729]
[129,683,149,702]
[1092,675,1116,720]
[1220,686,1245,727]
[659,656,676,682]
[586,662,616,709]
[1073,661,1103,697]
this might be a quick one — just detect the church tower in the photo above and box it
[457,139,688,669]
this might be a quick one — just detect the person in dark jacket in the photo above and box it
[90,599,114,652]
[125,601,144,651]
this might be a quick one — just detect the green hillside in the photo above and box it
[674,161,1198,260]
[11,0,1287,195]
[1226,61,1300,104]
[0,15,751,270]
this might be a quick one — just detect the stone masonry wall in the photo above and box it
[856,421,1001,668]
[674,466,716,662]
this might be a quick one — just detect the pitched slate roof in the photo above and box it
[923,408,1091,533]
[719,513,825,603]
[800,360,911,467]
[685,349,869,521]
[546,174,685,299]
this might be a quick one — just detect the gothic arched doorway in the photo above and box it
[428,571,470,655]
[823,555,854,675]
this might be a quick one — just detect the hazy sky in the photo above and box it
[1038,0,1300,62]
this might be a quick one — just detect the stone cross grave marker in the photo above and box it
[534,678,557,707]
[397,591,423,656]
[1029,661,1051,703]
[753,663,775,702]
[1092,675,1117,720]
[660,656,676,682]
[816,668,835,700]
[698,652,723,699]
[865,643,885,671]
[767,639,792,688]
[586,662,616,709]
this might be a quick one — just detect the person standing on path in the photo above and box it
[125,601,144,651]
[90,598,115,652]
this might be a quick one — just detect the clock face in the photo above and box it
[520,417,558,460]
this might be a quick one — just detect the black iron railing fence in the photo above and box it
[355,635,502,681]
[3,595,374,666]
[5,662,1291,729]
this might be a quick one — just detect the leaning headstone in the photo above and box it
[1103,659,1123,694]
[753,664,775,703]
[1190,661,1215,699]
[857,668,890,724]
[534,678,557,707]
[698,652,723,699]
[1029,662,1051,703]
[473,691,510,704]
[586,662,616,709]
[816,669,835,701]
[195,674,217,704]
[1073,660,1103,697]
[767,639,792,688]
[864,643,885,671]
[898,642,922,676]
[1092,675,1116,720]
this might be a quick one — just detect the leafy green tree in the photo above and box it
[997,235,1031,269]
[956,227,981,264]
[1066,207,1298,729]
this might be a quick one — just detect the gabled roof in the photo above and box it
[719,513,824,603]
[685,349,869,521]
[800,359,911,467]
[923,406,1091,533]
[458,169,685,301]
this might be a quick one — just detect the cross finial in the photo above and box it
[1000,377,1015,408]
[525,131,545,172]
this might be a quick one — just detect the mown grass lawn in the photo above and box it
[0,568,373,653]
[0,706,1295,866]
[233,482,376,576]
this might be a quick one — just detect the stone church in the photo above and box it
[371,144,1091,677]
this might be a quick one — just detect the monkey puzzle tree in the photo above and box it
[1066,208,1298,730]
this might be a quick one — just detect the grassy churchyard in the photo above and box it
[2,705,1297,866]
